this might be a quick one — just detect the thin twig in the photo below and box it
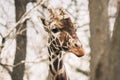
[75,68,89,76]
[0,0,47,55]
[0,62,12,76]
[0,57,48,68]
[67,62,89,76]
[4,0,47,38]
[0,33,6,55]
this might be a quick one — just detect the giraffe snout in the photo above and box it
[70,41,85,57]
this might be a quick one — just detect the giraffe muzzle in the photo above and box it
[70,47,85,57]
[69,40,85,57]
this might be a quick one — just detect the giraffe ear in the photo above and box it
[38,16,50,33]
[39,16,47,26]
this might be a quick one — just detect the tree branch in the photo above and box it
[0,62,12,77]
[75,68,89,76]
[4,0,47,38]
[67,62,89,76]
[0,0,47,54]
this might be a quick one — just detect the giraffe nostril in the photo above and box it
[74,43,79,47]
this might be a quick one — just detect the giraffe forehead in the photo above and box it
[50,19,76,36]
[49,19,63,29]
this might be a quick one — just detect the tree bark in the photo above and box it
[11,0,37,80]
[11,0,27,80]
[108,2,120,80]
[89,0,110,80]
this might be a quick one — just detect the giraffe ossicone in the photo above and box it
[40,7,85,80]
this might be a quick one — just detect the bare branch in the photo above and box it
[67,62,89,76]
[75,68,89,76]
[0,0,48,54]
[0,33,6,55]
[0,56,48,68]
[4,0,47,38]
[77,23,89,29]
[0,62,12,77]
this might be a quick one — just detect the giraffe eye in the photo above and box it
[51,28,59,33]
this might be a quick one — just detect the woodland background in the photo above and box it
[0,0,120,80]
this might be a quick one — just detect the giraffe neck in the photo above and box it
[48,47,69,80]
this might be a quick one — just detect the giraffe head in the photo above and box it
[40,7,85,57]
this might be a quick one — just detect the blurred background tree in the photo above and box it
[11,0,36,80]
[89,0,120,80]
[89,0,110,80]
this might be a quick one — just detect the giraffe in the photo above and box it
[40,7,85,80]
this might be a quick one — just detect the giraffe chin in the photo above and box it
[70,48,85,57]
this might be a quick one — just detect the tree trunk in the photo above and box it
[11,0,37,80]
[108,2,120,80]
[89,0,110,80]
[11,0,27,80]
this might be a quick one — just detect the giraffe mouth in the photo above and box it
[70,47,85,57]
